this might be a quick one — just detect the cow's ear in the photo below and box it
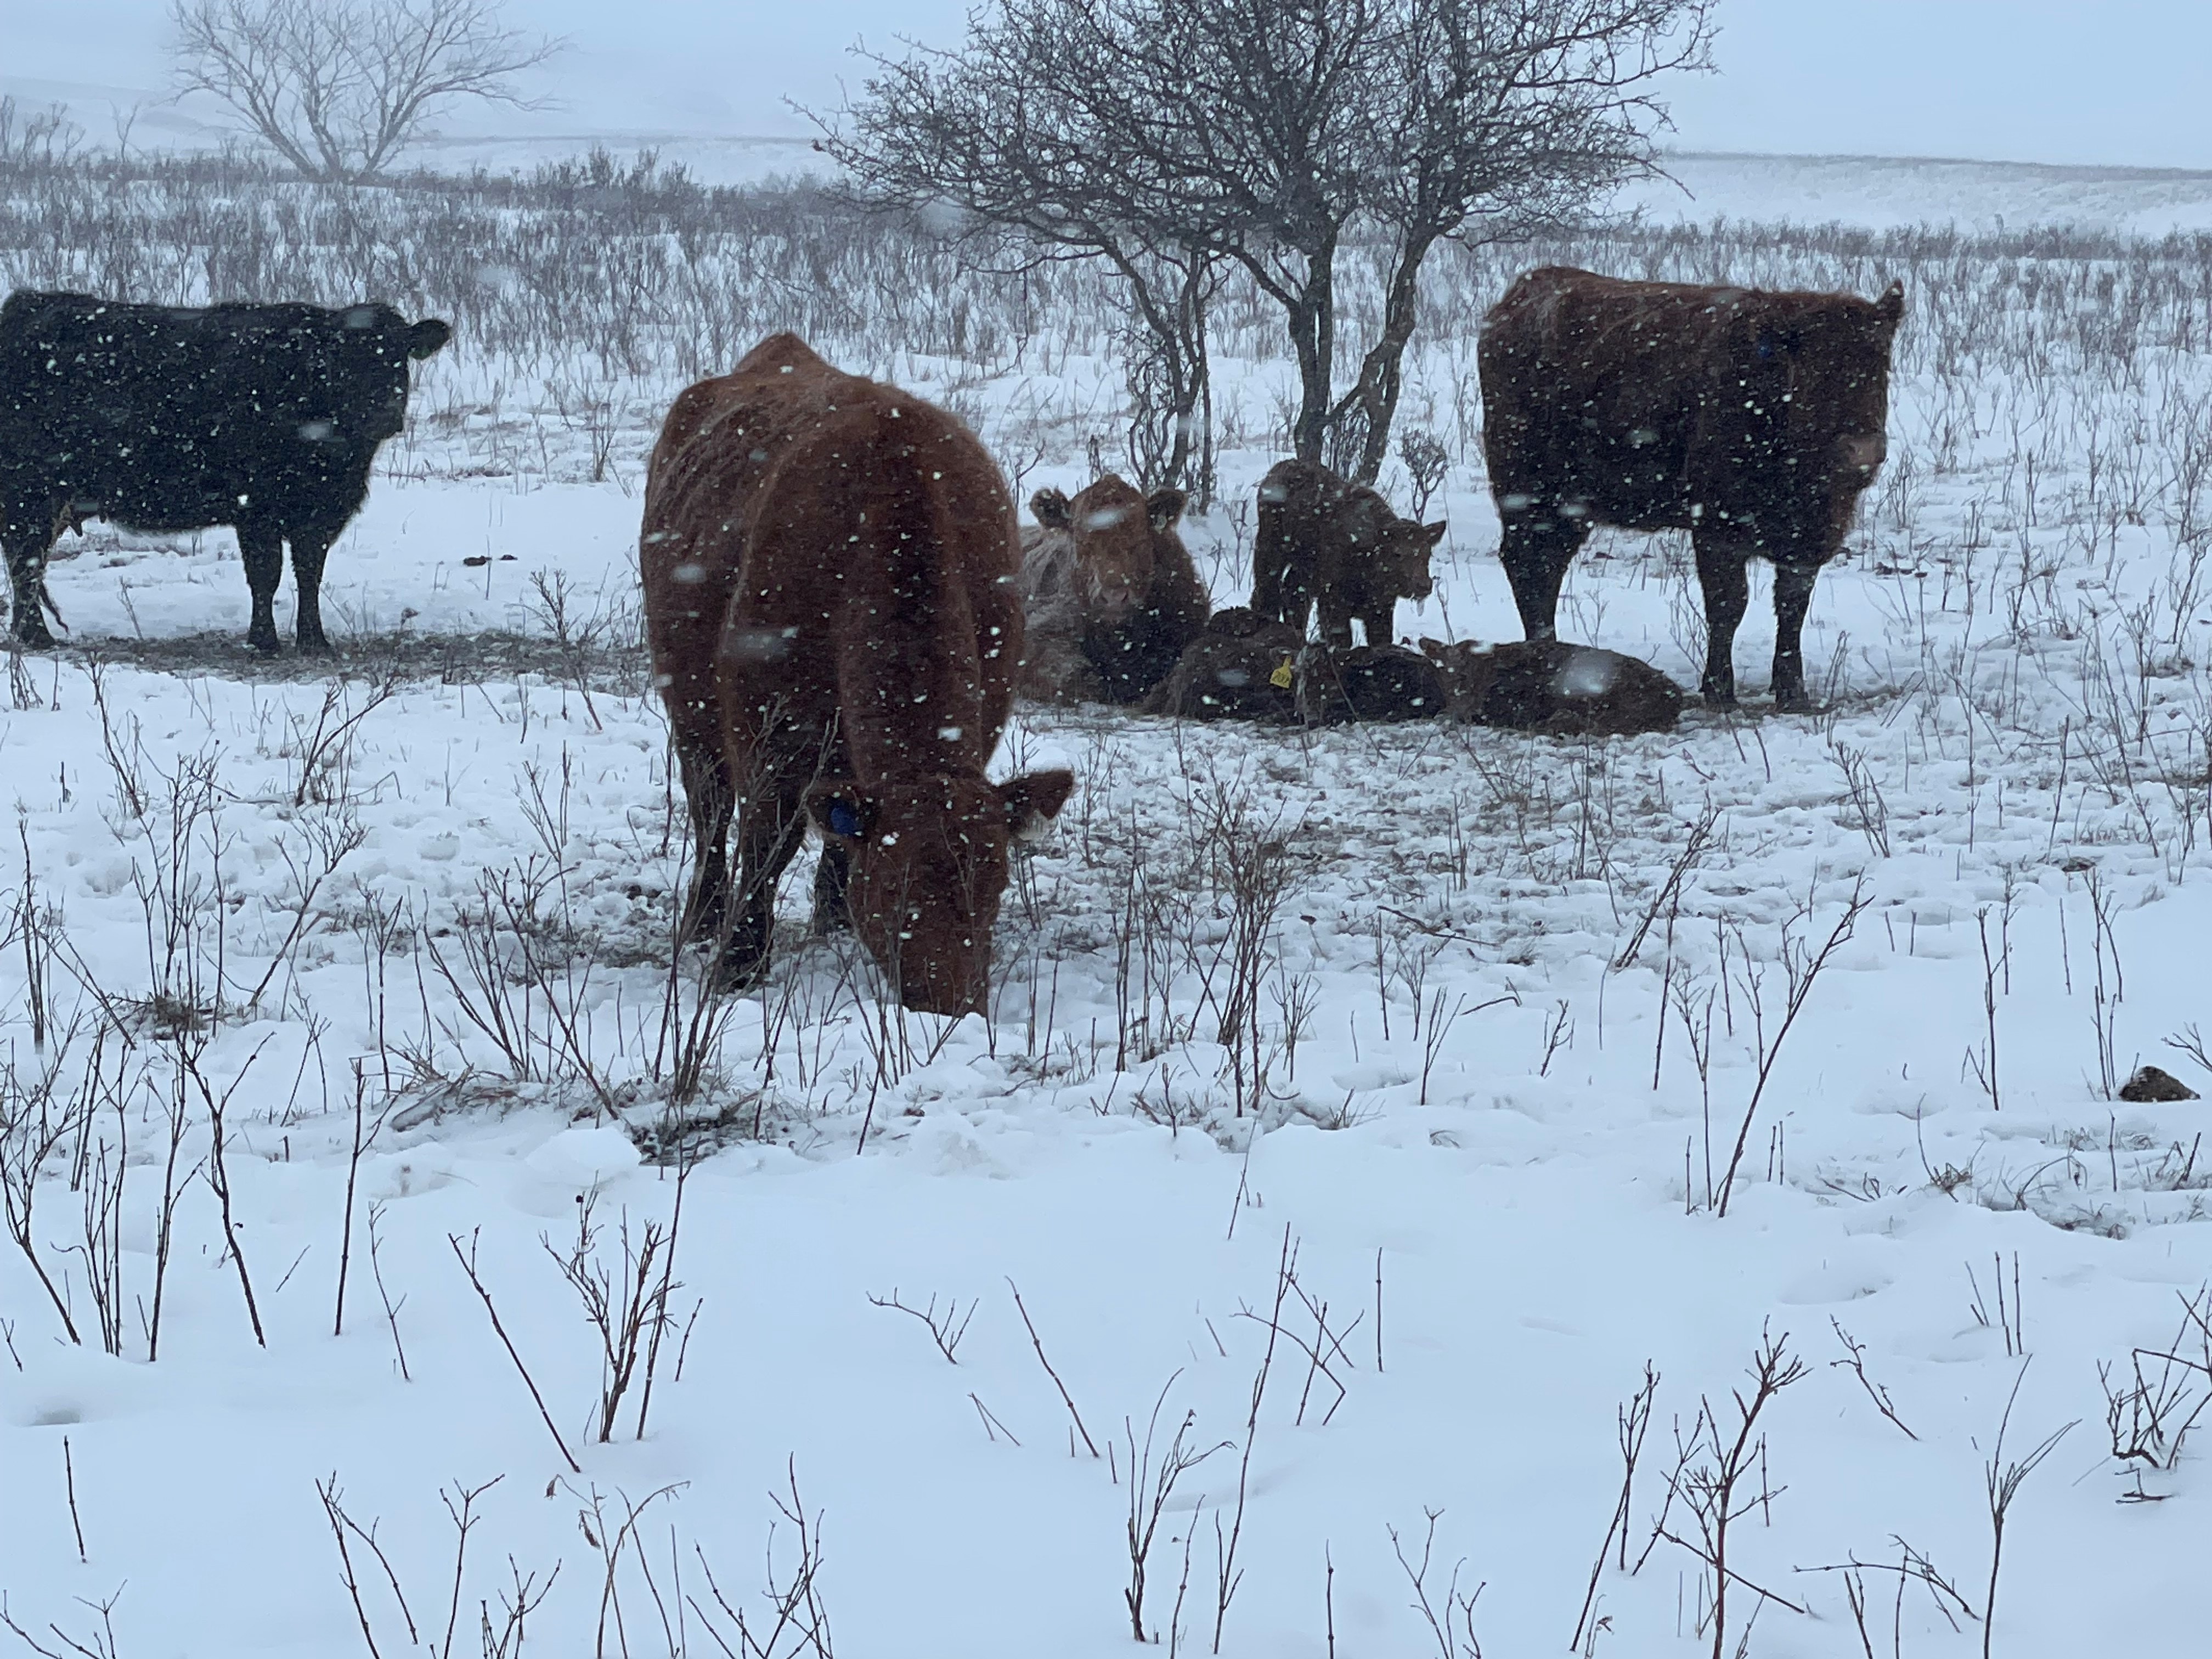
[998,769,1075,842]
[1030,487,1072,529]
[1144,487,1189,532]
[805,781,876,842]
[1874,280,1905,330]
[407,318,453,360]
[1421,520,1447,548]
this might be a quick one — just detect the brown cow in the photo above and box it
[641,334,1073,1016]
[1252,457,1444,650]
[1479,266,1903,709]
[1019,476,1210,704]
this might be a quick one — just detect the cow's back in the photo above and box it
[1481,267,1899,538]
[642,334,1022,781]
[0,291,410,532]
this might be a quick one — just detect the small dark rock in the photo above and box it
[2119,1065,2199,1103]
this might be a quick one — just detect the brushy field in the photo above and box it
[0,133,2209,1658]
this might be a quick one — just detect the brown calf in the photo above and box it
[1419,639,1683,736]
[1018,475,1210,704]
[1479,266,1903,708]
[641,334,1072,1016]
[1252,457,1444,649]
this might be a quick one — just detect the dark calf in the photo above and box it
[1252,457,1444,650]
[1142,606,1305,724]
[1019,475,1209,704]
[1293,643,1449,726]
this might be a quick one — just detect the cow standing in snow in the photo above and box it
[0,290,451,653]
[1477,267,1903,708]
[641,332,1073,1017]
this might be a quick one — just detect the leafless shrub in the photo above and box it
[1122,1378,1227,1644]
[2098,1283,2212,1499]
[1979,1368,2075,1659]
[545,1176,691,1444]
[867,1289,978,1365]
[689,1462,838,1659]
[1570,1361,1658,1654]
[1389,1509,1486,1659]
[1647,1325,1809,1659]
[1830,1319,1918,1441]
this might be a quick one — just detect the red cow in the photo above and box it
[642,334,1072,1015]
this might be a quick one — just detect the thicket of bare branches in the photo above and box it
[168,0,559,182]
[820,0,1711,484]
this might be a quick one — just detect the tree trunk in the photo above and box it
[1285,243,1339,464]
[1341,226,1441,486]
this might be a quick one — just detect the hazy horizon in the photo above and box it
[4,1,2208,173]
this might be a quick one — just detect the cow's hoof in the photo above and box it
[247,633,282,657]
[297,633,336,658]
[12,625,55,651]
[1773,690,1816,714]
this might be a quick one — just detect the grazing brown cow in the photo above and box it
[1018,476,1210,704]
[1479,266,1903,709]
[1293,643,1450,726]
[1419,639,1683,736]
[1142,606,1305,724]
[642,334,1073,1016]
[1252,457,1445,650]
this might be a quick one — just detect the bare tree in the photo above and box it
[810,13,1224,494]
[169,0,560,183]
[822,0,1709,485]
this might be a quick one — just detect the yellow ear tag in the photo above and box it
[1268,656,1295,690]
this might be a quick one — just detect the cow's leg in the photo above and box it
[1770,560,1822,712]
[1497,511,1587,642]
[1,514,56,648]
[1692,533,1752,707]
[810,839,853,936]
[1357,605,1396,649]
[718,768,811,993]
[672,733,735,946]
[1317,601,1356,652]
[238,521,284,654]
[288,524,338,654]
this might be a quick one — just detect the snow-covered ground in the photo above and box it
[2,153,2211,1659]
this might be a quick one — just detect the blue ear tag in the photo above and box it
[828,801,862,837]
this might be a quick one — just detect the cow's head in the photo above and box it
[1743,281,1904,525]
[338,304,453,443]
[806,769,1075,1016]
[1030,475,1186,623]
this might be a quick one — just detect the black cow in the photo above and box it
[0,291,452,653]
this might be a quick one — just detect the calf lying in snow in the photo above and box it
[1419,639,1683,736]
[1294,644,1450,726]
[1141,606,1305,723]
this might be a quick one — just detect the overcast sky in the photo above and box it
[6,0,2210,171]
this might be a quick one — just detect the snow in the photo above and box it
[2,155,2211,1659]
